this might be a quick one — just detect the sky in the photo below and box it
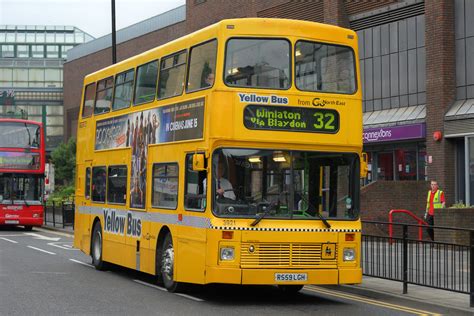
[0,0,186,38]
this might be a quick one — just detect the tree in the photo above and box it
[51,138,76,186]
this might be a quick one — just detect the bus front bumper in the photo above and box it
[205,267,362,285]
[0,217,43,226]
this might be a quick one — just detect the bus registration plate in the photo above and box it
[275,273,307,282]
[5,220,19,224]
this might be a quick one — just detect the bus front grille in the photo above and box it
[240,243,338,268]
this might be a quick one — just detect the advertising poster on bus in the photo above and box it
[0,152,40,170]
[94,98,205,208]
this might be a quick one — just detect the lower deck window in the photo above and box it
[107,166,127,204]
[152,163,178,209]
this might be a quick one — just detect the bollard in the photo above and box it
[61,202,65,228]
[53,201,56,227]
[403,225,408,294]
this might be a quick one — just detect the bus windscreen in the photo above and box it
[0,122,41,149]
[212,148,360,220]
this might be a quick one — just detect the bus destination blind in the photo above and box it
[244,105,339,134]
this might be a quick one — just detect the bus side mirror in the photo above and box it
[192,153,206,171]
[360,152,368,178]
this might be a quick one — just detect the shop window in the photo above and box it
[418,146,426,181]
[395,149,417,180]
[377,152,393,180]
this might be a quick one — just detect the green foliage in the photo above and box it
[449,203,472,208]
[51,138,76,186]
[46,185,75,205]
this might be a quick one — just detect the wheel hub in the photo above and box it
[162,246,174,277]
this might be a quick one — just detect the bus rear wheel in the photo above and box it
[161,233,183,292]
[24,225,33,231]
[278,285,304,294]
[91,222,107,270]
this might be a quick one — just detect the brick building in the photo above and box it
[63,0,474,219]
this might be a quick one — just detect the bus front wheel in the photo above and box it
[161,234,183,292]
[91,223,107,270]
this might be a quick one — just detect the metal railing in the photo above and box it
[43,201,75,228]
[362,220,474,307]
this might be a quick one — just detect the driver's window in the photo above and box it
[184,153,206,211]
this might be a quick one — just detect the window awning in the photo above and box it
[363,105,426,127]
[444,99,474,137]
[445,99,474,121]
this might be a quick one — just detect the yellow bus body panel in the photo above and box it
[74,18,362,287]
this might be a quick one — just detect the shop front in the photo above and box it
[363,123,426,184]
[445,99,474,205]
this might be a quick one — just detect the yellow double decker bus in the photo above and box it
[74,18,364,293]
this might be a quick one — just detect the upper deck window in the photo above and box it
[113,69,134,110]
[224,38,290,90]
[94,77,113,115]
[187,40,217,92]
[158,51,187,99]
[134,60,158,105]
[0,122,40,149]
[82,83,95,118]
[295,41,356,94]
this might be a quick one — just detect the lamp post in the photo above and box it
[111,0,117,64]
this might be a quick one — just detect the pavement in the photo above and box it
[41,222,473,313]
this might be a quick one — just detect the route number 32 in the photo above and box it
[313,112,336,130]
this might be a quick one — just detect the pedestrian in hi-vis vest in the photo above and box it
[425,180,446,241]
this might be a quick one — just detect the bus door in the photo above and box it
[74,160,92,250]
[177,153,207,283]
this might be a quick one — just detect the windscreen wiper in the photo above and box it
[314,209,331,229]
[299,196,331,228]
[250,201,276,227]
[25,123,32,146]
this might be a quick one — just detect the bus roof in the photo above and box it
[0,118,43,127]
[84,18,356,82]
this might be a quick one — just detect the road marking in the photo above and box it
[31,271,69,275]
[0,234,24,237]
[69,259,94,268]
[36,227,73,238]
[133,279,167,291]
[27,245,56,255]
[175,293,204,302]
[305,286,440,316]
[48,242,78,250]
[24,232,61,241]
[133,280,204,301]
[0,237,18,243]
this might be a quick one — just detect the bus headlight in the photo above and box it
[343,248,356,261]
[220,247,235,261]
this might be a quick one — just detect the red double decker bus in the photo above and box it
[0,119,45,230]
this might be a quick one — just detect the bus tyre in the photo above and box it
[278,285,304,294]
[161,234,183,292]
[155,240,164,286]
[91,223,106,271]
[24,225,33,231]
